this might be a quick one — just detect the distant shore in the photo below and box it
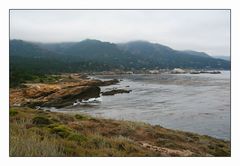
[83,68,228,76]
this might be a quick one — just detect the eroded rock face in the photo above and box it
[11,85,101,108]
[22,84,61,99]
[42,86,100,108]
[10,77,117,108]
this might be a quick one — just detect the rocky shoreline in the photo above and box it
[10,74,121,108]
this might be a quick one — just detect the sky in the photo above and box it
[10,10,230,56]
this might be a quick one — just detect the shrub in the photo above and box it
[32,116,52,126]
[51,125,72,138]
[68,133,87,143]
[75,114,88,120]
[10,109,18,116]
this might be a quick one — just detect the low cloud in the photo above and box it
[10,10,230,56]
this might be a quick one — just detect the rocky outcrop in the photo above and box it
[101,89,132,96]
[22,86,100,108]
[10,77,118,108]
[209,71,221,74]
[41,86,100,108]
[97,79,119,86]
[55,78,119,87]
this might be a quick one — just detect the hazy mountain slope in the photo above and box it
[36,42,76,54]
[37,39,147,70]
[10,40,59,58]
[9,40,120,77]
[10,40,66,73]
[60,39,148,69]
[180,50,211,58]
[118,41,230,69]
[213,56,230,61]
[10,39,230,73]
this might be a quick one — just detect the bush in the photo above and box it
[75,114,88,120]
[10,109,18,116]
[51,125,72,138]
[32,116,52,126]
[68,133,87,143]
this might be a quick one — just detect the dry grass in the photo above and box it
[9,107,230,157]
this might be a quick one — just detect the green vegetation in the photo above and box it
[32,116,52,126]
[10,68,61,87]
[9,108,18,116]
[10,40,230,83]
[50,125,72,138]
[10,107,230,157]
[9,39,230,87]
[75,114,89,120]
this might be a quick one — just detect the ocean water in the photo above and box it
[55,71,230,140]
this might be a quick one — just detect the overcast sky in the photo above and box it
[10,10,230,56]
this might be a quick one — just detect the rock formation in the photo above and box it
[10,76,119,108]
[101,89,132,96]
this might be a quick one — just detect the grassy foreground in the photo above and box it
[10,107,230,157]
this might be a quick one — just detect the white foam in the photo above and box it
[72,97,102,106]
[81,97,102,103]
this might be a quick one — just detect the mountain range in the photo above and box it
[10,39,230,74]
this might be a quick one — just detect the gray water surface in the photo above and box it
[55,71,230,140]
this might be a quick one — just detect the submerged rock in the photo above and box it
[200,70,221,74]
[101,89,132,96]
[209,71,221,74]
[190,71,200,74]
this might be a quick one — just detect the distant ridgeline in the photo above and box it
[10,39,230,86]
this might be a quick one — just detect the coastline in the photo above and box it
[9,73,230,156]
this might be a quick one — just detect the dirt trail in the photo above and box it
[139,142,194,156]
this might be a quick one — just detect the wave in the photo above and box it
[73,97,102,106]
